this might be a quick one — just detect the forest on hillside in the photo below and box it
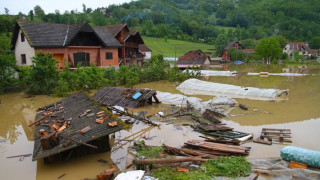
[1,0,320,45]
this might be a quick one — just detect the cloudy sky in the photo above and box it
[0,0,132,15]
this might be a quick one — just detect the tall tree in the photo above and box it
[82,4,86,13]
[255,37,282,64]
[309,37,320,49]
[34,5,45,19]
[29,10,34,21]
[215,34,229,56]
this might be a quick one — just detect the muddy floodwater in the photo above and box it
[1,64,320,179]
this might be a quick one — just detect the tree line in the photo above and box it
[1,0,320,45]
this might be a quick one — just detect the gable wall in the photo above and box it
[15,29,35,66]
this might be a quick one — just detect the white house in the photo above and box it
[283,42,310,58]
[14,29,35,66]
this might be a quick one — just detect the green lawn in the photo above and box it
[143,36,215,57]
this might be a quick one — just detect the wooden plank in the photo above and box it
[262,128,291,131]
[253,138,272,145]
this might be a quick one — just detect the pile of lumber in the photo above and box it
[253,128,292,145]
[184,140,250,156]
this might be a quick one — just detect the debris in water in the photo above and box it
[97,159,108,163]
[239,104,248,110]
[57,173,66,179]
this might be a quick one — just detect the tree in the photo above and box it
[82,4,86,13]
[4,8,9,15]
[309,37,320,49]
[91,11,106,26]
[275,35,288,48]
[29,10,34,21]
[34,5,45,19]
[215,34,229,56]
[24,52,58,94]
[0,34,19,93]
[255,37,282,64]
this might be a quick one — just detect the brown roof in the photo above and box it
[178,50,209,65]
[139,44,152,52]
[103,24,127,36]
[224,41,244,51]
[286,42,310,51]
[11,21,121,49]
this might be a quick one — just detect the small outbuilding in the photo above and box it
[177,50,211,69]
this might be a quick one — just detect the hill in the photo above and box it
[143,36,214,57]
[1,0,320,44]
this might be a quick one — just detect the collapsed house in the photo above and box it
[32,93,124,163]
[93,87,160,109]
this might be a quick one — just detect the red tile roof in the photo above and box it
[224,41,244,51]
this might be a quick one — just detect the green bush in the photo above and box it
[24,52,58,94]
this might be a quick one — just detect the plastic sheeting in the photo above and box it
[185,70,237,76]
[156,91,237,114]
[177,78,289,101]
[156,91,202,107]
[248,72,308,76]
[115,170,145,180]
[250,158,320,180]
[281,146,320,168]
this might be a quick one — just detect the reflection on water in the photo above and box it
[0,64,319,179]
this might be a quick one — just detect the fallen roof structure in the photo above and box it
[177,78,289,101]
[92,87,160,109]
[32,93,124,161]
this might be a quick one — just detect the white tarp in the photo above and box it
[185,70,237,76]
[156,91,237,113]
[156,91,202,107]
[115,170,145,180]
[247,72,308,76]
[176,78,289,101]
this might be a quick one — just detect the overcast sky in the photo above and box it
[0,0,133,15]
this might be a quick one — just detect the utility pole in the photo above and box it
[175,46,177,62]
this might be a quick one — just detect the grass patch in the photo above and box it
[134,140,164,158]
[143,36,215,57]
[152,156,251,180]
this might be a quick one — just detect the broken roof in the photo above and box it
[93,87,158,109]
[177,50,209,65]
[11,21,121,49]
[32,93,124,161]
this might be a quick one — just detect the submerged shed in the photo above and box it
[92,87,160,109]
[32,93,124,162]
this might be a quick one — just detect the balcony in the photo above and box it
[124,42,138,48]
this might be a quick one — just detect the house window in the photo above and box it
[303,52,305,54]
[106,52,113,60]
[284,48,287,50]
[21,33,25,42]
[126,59,130,64]
[73,52,90,67]
[21,54,26,64]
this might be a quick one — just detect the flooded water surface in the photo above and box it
[1,64,320,179]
